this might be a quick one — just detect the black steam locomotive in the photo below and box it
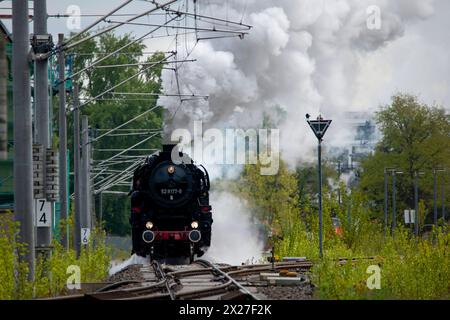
[129,144,213,262]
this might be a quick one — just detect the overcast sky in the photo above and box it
[1,0,448,110]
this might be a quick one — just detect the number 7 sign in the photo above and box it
[35,199,52,227]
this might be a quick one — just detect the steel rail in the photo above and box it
[195,259,259,300]
[152,261,176,300]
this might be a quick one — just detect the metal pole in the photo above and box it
[73,84,81,255]
[34,0,52,254]
[384,169,388,236]
[12,0,35,278]
[414,171,419,236]
[392,171,396,235]
[433,169,437,226]
[58,34,68,248]
[0,30,7,160]
[81,116,89,240]
[318,140,323,257]
[99,191,103,227]
[347,198,351,225]
[87,133,92,229]
[337,161,341,207]
[442,181,446,224]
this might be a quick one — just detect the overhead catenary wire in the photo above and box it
[88,105,161,144]
[61,0,253,195]
[61,0,179,52]
[94,132,160,168]
[92,59,195,69]
[75,53,175,110]
[103,19,249,35]
[63,16,179,82]
[64,0,134,45]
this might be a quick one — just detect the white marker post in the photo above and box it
[35,198,52,227]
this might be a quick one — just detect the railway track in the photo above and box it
[42,257,373,301]
[43,259,315,301]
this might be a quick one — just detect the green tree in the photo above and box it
[237,160,298,236]
[359,93,450,225]
[67,33,165,235]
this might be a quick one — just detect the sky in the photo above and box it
[1,0,449,165]
[1,0,448,110]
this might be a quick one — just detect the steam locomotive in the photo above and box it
[129,144,213,262]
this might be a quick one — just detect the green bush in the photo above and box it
[0,213,111,299]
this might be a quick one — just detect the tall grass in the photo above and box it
[0,212,111,299]
[276,191,450,300]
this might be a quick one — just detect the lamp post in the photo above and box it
[306,114,332,258]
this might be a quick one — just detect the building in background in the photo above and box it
[328,111,381,188]
[344,111,380,169]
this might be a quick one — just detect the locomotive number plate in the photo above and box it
[161,188,183,195]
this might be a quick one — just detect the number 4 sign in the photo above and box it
[35,199,52,227]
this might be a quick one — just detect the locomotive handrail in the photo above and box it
[200,165,210,191]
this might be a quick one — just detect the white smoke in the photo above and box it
[108,253,149,276]
[159,0,436,167]
[203,191,264,265]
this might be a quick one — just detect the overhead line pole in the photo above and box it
[57,34,68,249]
[34,0,52,257]
[81,116,91,237]
[73,84,81,255]
[12,0,35,279]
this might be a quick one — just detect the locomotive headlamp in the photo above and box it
[167,165,175,174]
[191,221,199,229]
[145,221,154,229]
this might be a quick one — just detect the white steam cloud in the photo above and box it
[203,191,264,265]
[159,0,436,166]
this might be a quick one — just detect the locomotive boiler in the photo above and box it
[129,144,212,262]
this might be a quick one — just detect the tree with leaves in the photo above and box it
[359,93,450,225]
[65,33,165,235]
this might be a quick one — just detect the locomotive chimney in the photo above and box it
[162,144,177,153]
